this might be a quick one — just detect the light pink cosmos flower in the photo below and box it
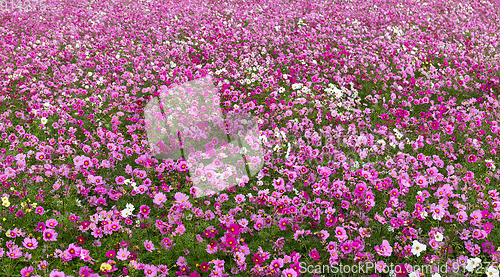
[282,269,297,277]
[144,240,155,252]
[174,192,189,205]
[35,152,46,161]
[49,269,66,277]
[375,240,393,257]
[153,192,167,205]
[334,226,348,241]
[117,248,130,261]
[91,228,103,239]
[7,248,22,259]
[234,194,245,204]
[430,204,445,220]
[144,264,158,277]
[22,238,38,250]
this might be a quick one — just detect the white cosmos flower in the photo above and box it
[466,258,481,272]
[126,203,135,211]
[486,266,499,277]
[411,240,427,257]
[121,209,131,218]
[41,117,48,125]
[333,87,343,99]
[434,232,443,242]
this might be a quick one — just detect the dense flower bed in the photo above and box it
[1,0,500,276]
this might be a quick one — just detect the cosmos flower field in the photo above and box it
[1,0,500,276]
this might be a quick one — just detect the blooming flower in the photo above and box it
[106,250,116,258]
[21,266,34,277]
[43,229,58,242]
[411,240,427,257]
[22,238,38,250]
[486,266,500,277]
[153,192,167,205]
[466,257,481,272]
[375,240,393,257]
[46,219,58,228]
[49,269,66,277]
[144,240,155,252]
[434,232,443,242]
[117,248,130,261]
[139,205,151,216]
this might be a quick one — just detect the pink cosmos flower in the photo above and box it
[334,227,348,241]
[106,250,116,258]
[270,258,284,270]
[144,264,158,277]
[174,192,189,205]
[67,243,81,257]
[431,121,440,130]
[35,152,46,161]
[375,240,393,257]
[144,240,155,252]
[38,260,48,271]
[228,223,240,235]
[153,192,167,205]
[117,248,130,261]
[7,248,22,259]
[225,234,237,248]
[91,228,103,239]
[234,194,246,204]
[309,248,320,261]
[43,229,58,242]
[139,205,151,216]
[46,219,58,228]
[467,154,477,163]
[415,176,428,188]
[430,204,445,220]
[49,269,66,277]
[278,218,289,231]
[21,266,34,277]
[22,237,38,250]
[35,206,44,215]
[282,269,298,277]
[115,176,126,185]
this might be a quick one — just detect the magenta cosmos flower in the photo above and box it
[139,205,151,216]
[46,219,58,228]
[334,226,348,241]
[21,266,34,277]
[228,223,240,235]
[144,264,158,277]
[106,250,116,258]
[468,154,477,163]
[43,229,58,242]
[34,206,44,215]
